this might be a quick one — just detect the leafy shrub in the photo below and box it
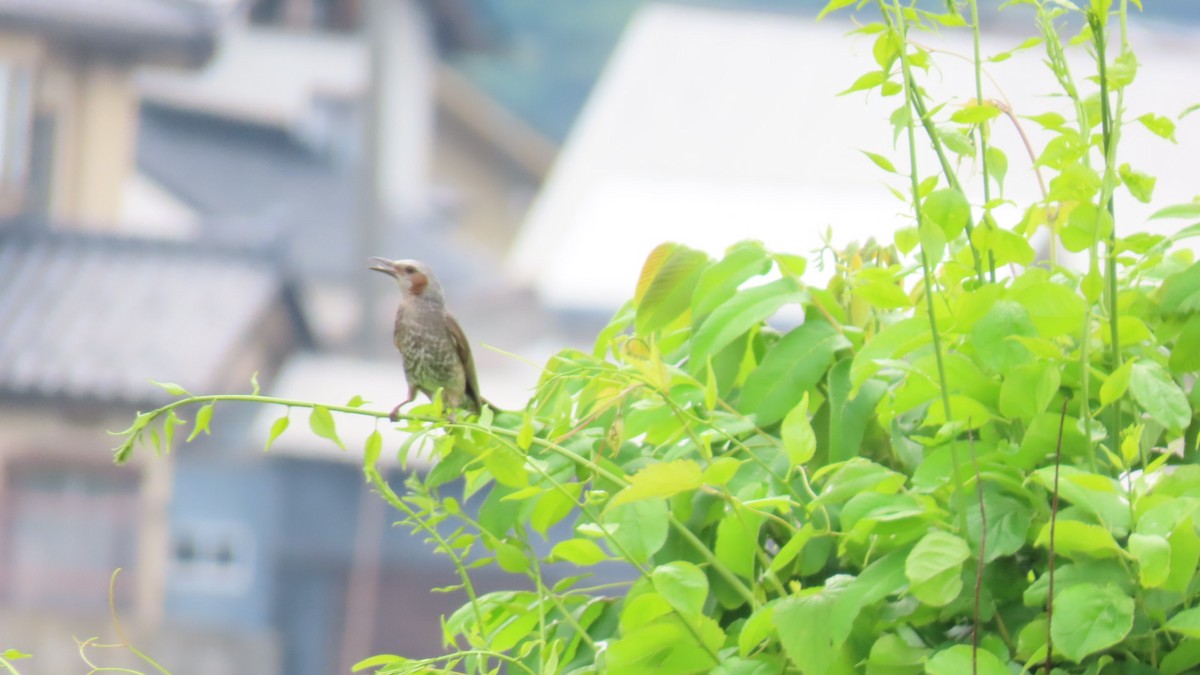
[117,0,1200,672]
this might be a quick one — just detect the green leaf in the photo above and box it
[966,489,1034,562]
[738,602,779,658]
[652,561,709,616]
[1139,112,1178,142]
[187,403,214,442]
[924,394,993,429]
[609,459,703,509]
[1061,202,1113,252]
[1048,162,1101,202]
[619,592,672,632]
[1152,202,1200,220]
[999,361,1060,422]
[1161,261,1200,314]
[926,644,1008,675]
[264,415,289,452]
[970,300,1036,373]
[1128,533,1170,588]
[1119,163,1156,203]
[851,280,910,309]
[482,444,529,488]
[769,525,814,573]
[814,458,906,507]
[1106,48,1138,89]
[774,587,856,675]
[363,429,382,468]
[781,393,816,466]
[1,649,32,661]
[1026,111,1068,131]
[828,358,887,463]
[1037,130,1087,168]
[345,394,366,408]
[867,633,929,673]
[692,240,772,320]
[860,150,897,173]
[309,406,344,450]
[1162,640,1200,675]
[851,317,928,390]
[817,0,860,21]
[1011,281,1087,337]
[1035,520,1122,558]
[737,319,846,426]
[1165,522,1200,594]
[871,31,899,68]
[532,483,581,536]
[150,380,190,397]
[840,70,886,96]
[605,499,669,564]
[1170,315,1200,373]
[690,278,805,374]
[716,507,764,580]
[702,457,742,485]
[162,410,182,453]
[985,146,1008,190]
[495,540,529,574]
[1165,608,1200,639]
[549,538,608,566]
[634,242,710,333]
[1129,361,1191,431]
[1100,360,1133,408]
[950,101,1002,124]
[775,252,807,279]
[516,411,535,450]
[1050,583,1134,663]
[905,530,969,607]
[922,189,971,240]
[894,225,919,254]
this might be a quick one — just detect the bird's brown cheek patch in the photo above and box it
[410,272,428,296]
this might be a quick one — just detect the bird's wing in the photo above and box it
[445,311,482,409]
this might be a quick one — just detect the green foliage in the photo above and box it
[0,648,31,675]
[111,1,1200,673]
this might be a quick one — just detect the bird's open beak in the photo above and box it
[368,257,396,276]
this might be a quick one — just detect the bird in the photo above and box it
[369,258,483,421]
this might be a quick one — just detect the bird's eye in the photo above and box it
[404,265,417,274]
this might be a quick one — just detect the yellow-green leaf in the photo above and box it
[781,394,816,466]
[309,406,344,450]
[608,460,703,509]
[187,403,214,442]
[363,429,382,469]
[265,415,289,452]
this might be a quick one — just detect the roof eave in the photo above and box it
[0,8,220,69]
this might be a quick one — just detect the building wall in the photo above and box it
[39,55,138,226]
[433,112,540,251]
[0,29,140,225]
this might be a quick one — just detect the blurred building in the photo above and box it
[507,2,1200,313]
[0,0,563,674]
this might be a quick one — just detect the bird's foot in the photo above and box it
[388,403,404,422]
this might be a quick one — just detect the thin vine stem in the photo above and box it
[881,0,970,538]
[1090,4,1127,459]
[1045,398,1069,673]
[968,0,998,282]
[364,465,489,654]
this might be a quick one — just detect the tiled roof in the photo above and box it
[0,221,300,406]
[136,106,357,282]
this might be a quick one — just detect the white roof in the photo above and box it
[508,3,1200,310]
[138,25,365,127]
